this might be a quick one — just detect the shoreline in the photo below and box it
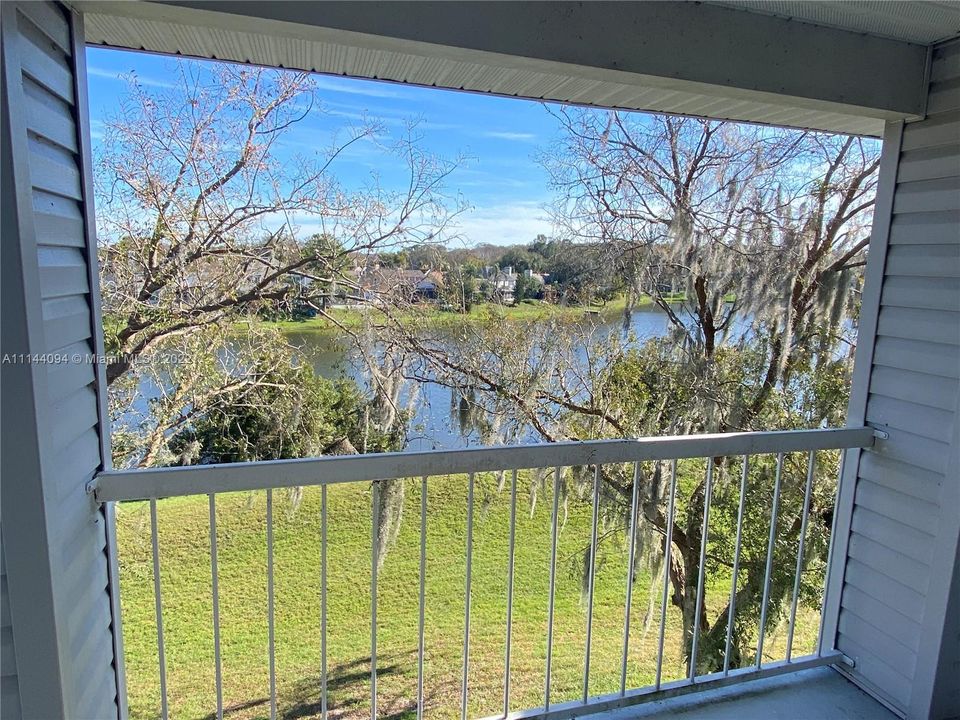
[256,294,685,336]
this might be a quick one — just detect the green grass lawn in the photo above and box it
[117,465,819,720]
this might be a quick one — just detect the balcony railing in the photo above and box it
[95,426,875,720]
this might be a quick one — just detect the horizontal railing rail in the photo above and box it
[105,426,875,720]
[93,426,874,501]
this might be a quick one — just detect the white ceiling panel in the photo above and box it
[713,1,960,44]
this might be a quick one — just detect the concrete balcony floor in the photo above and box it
[597,667,895,720]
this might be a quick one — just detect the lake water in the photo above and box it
[121,303,757,455]
[285,305,691,451]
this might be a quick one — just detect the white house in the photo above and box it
[1,2,958,719]
[484,265,519,302]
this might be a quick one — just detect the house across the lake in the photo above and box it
[357,266,445,304]
[483,265,519,302]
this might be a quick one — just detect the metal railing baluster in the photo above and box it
[787,450,816,661]
[503,468,518,717]
[321,485,328,720]
[655,459,678,691]
[723,456,750,676]
[150,500,169,720]
[689,458,715,681]
[417,477,427,720]
[583,464,601,703]
[371,482,379,719]
[817,450,846,656]
[208,494,223,720]
[267,489,276,720]
[461,473,475,720]
[544,466,561,710]
[756,453,785,668]
[619,462,641,696]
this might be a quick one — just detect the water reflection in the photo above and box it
[287,306,684,451]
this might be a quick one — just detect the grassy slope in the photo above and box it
[118,464,820,720]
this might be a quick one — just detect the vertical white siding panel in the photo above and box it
[929,537,960,720]
[1,5,65,715]
[0,537,19,720]
[1,677,22,720]
[916,389,960,720]
[830,37,960,720]
[0,3,118,718]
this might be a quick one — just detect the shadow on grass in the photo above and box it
[200,650,449,720]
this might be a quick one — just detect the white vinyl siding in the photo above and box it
[835,38,960,718]
[0,539,20,720]
[931,545,960,719]
[1,3,118,718]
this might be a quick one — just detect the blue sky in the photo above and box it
[86,47,571,247]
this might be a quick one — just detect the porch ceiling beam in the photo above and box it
[76,1,932,135]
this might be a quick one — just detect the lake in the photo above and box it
[284,305,711,451]
[119,303,757,456]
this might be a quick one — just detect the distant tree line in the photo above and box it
[369,234,638,308]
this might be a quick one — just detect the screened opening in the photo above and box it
[87,46,881,719]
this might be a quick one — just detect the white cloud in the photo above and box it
[480,131,538,142]
[313,76,401,99]
[454,201,552,246]
[420,119,467,132]
[89,119,105,141]
[324,108,409,129]
[457,178,531,189]
[86,66,175,89]
[253,202,552,248]
[453,167,532,191]
[249,211,332,240]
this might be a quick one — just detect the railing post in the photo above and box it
[461,473,475,720]
[417,477,427,719]
[756,454,785,668]
[689,458,715,680]
[544,466,561,709]
[723,456,750,675]
[786,451,816,661]
[266,489,277,720]
[655,459,678,691]
[371,482,379,719]
[816,450,846,656]
[149,500,169,720]
[321,485,328,720]
[208,494,223,720]
[583,464,601,703]
[620,462,641,695]
[503,469,518,716]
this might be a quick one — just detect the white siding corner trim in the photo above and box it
[826,37,960,720]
